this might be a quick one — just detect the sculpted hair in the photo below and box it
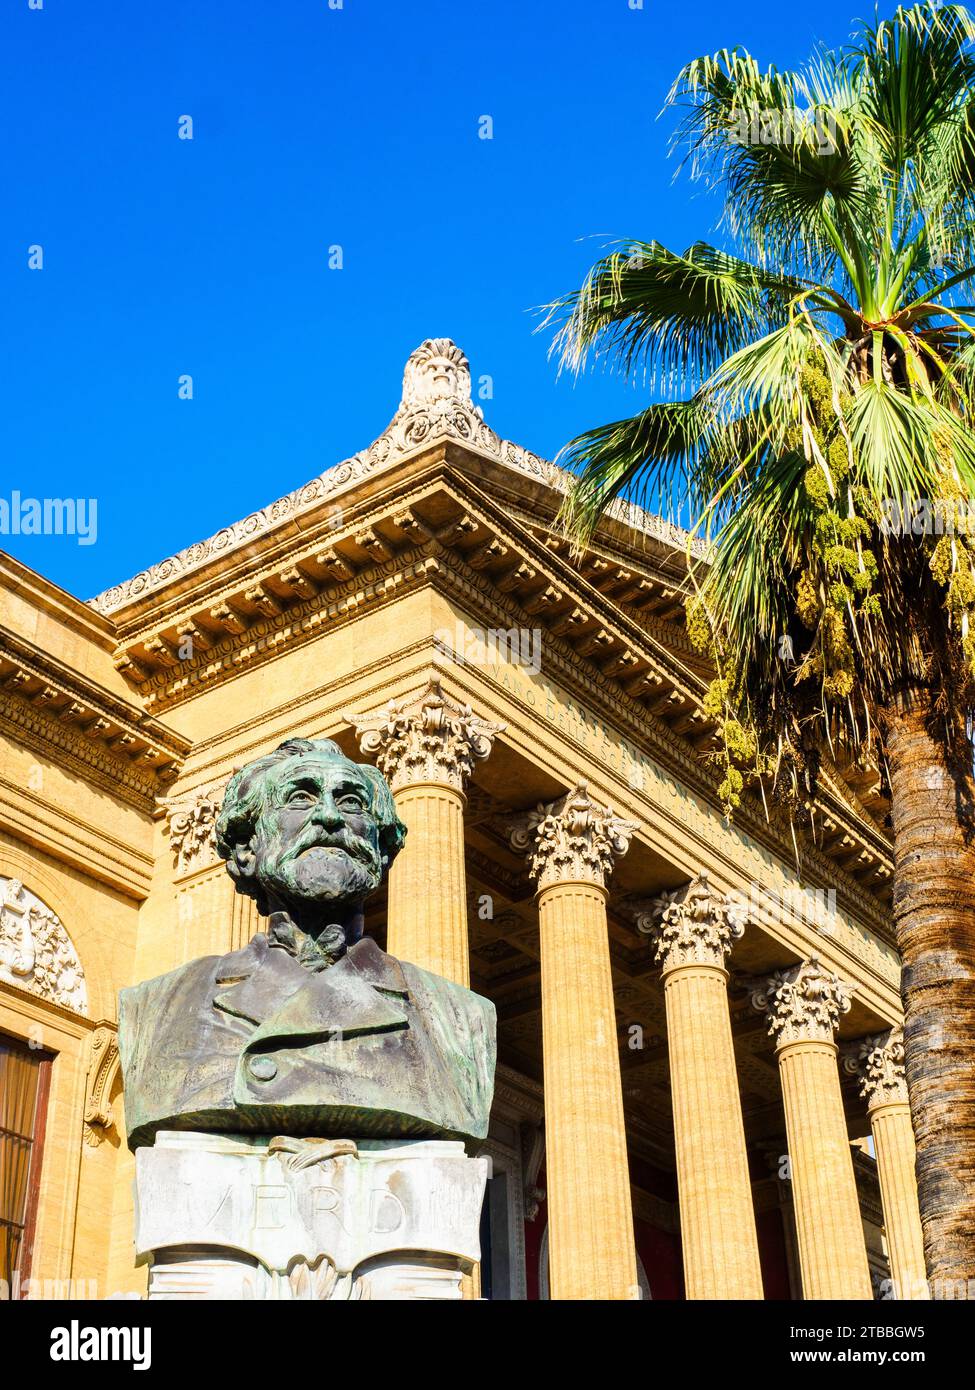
[214,737,407,904]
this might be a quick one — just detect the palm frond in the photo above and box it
[543,240,802,390]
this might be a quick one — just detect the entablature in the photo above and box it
[0,628,186,809]
[102,462,894,943]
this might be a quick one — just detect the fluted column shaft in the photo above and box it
[754,960,872,1300]
[387,781,469,985]
[539,879,638,1300]
[849,1029,928,1300]
[777,1037,873,1299]
[871,1100,928,1299]
[348,680,505,989]
[640,874,763,1298]
[664,960,764,1298]
[511,784,639,1300]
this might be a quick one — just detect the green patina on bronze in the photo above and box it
[119,738,496,1149]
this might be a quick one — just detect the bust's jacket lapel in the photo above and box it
[122,931,493,1147]
[239,935,411,1046]
[339,936,409,997]
[211,935,309,1026]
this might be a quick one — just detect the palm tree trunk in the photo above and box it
[884,691,975,1288]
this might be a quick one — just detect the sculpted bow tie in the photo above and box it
[267,917,347,973]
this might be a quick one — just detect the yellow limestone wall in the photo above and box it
[0,828,146,1297]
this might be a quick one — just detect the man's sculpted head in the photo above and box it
[215,738,406,942]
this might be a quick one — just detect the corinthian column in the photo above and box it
[348,680,504,985]
[847,1029,929,1300]
[510,785,638,1300]
[637,875,763,1299]
[752,960,873,1300]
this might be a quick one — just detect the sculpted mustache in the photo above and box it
[282,827,379,864]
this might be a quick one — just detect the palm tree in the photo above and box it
[544,2,975,1284]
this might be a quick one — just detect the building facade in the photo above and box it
[0,339,926,1300]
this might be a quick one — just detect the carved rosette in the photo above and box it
[163,786,227,876]
[346,680,505,793]
[509,783,637,891]
[844,1027,908,1109]
[751,958,852,1047]
[633,873,749,973]
[0,876,88,1014]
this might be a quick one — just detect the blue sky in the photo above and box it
[3,0,870,599]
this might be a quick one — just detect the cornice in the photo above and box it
[99,465,894,943]
[0,690,174,813]
[126,548,441,711]
[2,550,117,650]
[118,469,703,727]
[0,630,186,809]
[0,629,187,756]
[427,531,895,942]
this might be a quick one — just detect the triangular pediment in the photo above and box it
[65,338,893,935]
[88,338,704,621]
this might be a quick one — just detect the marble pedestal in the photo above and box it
[134,1131,489,1300]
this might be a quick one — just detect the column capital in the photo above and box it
[751,957,852,1047]
[508,783,637,892]
[631,872,749,972]
[843,1027,908,1108]
[345,679,505,792]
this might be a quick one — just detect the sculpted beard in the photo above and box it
[258,820,383,908]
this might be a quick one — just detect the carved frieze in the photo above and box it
[129,549,439,713]
[509,783,636,891]
[0,685,179,812]
[0,876,88,1014]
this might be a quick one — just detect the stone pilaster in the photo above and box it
[847,1029,928,1300]
[510,785,638,1300]
[752,959,873,1300]
[348,680,504,986]
[636,875,763,1299]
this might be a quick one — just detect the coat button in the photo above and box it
[248,1055,277,1082]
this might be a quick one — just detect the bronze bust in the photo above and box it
[119,738,496,1149]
